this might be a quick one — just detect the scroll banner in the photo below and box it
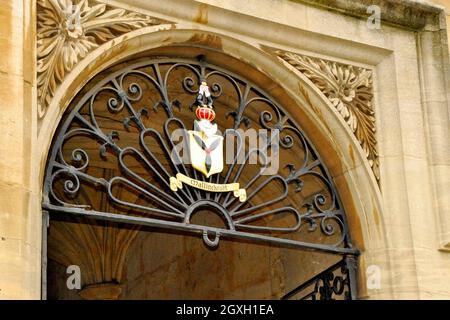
[170,173,247,202]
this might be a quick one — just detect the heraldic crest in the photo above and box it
[190,81,223,177]
[169,81,247,202]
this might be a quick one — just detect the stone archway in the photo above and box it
[39,29,386,299]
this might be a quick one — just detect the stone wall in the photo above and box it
[0,0,41,299]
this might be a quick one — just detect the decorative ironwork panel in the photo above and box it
[42,57,358,256]
[282,256,357,300]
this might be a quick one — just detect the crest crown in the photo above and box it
[195,106,216,121]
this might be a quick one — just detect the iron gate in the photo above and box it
[42,56,359,299]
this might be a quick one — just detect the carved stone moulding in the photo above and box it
[275,50,379,182]
[36,0,166,119]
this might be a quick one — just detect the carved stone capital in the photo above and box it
[79,282,122,300]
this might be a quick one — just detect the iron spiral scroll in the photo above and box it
[42,57,357,255]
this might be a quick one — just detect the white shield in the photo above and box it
[188,130,224,177]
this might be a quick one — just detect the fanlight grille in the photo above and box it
[42,57,356,255]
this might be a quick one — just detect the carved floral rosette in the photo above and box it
[275,50,379,182]
[37,0,165,118]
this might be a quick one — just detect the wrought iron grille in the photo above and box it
[42,57,358,257]
[282,256,358,300]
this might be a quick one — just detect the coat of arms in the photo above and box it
[189,82,223,177]
[169,81,246,202]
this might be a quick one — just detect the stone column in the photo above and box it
[0,0,41,299]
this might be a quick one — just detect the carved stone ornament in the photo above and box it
[276,51,379,181]
[37,0,164,118]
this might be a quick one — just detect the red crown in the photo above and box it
[195,106,215,121]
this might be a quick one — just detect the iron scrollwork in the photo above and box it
[42,57,358,257]
[282,257,357,300]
